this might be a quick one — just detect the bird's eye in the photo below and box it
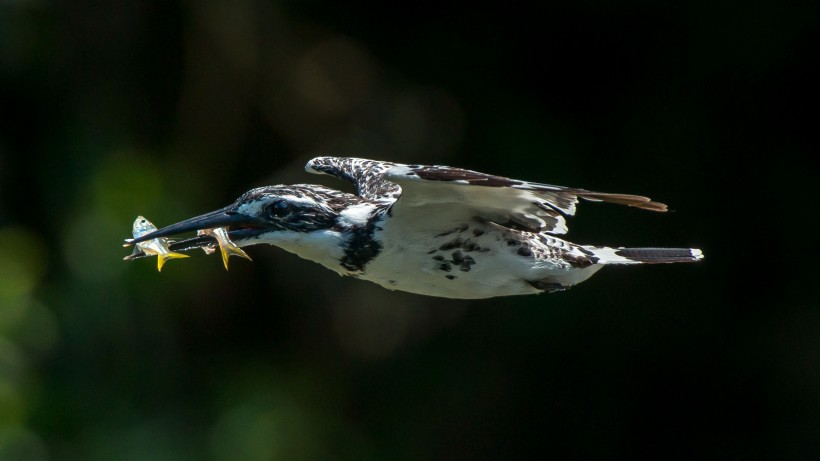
[268,200,291,218]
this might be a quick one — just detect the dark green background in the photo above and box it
[1,1,817,459]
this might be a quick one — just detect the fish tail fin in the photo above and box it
[218,245,252,270]
[157,251,190,271]
[583,246,704,265]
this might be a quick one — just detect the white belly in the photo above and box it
[358,227,602,299]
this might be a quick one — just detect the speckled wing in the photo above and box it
[384,163,667,235]
[305,157,401,205]
[305,157,666,235]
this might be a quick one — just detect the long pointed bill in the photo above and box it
[125,207,264,245]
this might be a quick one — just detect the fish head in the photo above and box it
[132,216,159,238]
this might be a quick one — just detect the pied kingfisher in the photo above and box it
[126,157,703,299]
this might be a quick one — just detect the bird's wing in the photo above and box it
[305,157,400,204]
[306,157,666,235]
[384,163,667,235]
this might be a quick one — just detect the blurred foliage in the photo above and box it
[1,0,818,460]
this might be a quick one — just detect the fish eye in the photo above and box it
[268,199,291,218]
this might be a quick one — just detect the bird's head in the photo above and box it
[126,185,361,250]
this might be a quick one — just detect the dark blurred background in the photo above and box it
[1,1,818,459]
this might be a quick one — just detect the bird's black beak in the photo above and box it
[125,206,266,246]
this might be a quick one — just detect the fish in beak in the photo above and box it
[124,205,268,268]
[197,227,252,270]
[127,216,190,271]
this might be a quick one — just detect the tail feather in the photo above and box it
[584,246,704,265]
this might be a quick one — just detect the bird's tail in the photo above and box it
[582,246,704,265]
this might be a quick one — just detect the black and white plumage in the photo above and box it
[126,157,703,299]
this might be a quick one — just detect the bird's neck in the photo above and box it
[250,202,386,275]
[252,228,351,275]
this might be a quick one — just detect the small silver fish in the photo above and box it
[197,227,252,270]
[129,216,189,271]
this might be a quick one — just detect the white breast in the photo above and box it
[358,222,597,299]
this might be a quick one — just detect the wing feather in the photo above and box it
[306,157,667,235]
[305,157,399,203]
[385,164,666,235]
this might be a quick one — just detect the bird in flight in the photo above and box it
[125,157,702,299]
